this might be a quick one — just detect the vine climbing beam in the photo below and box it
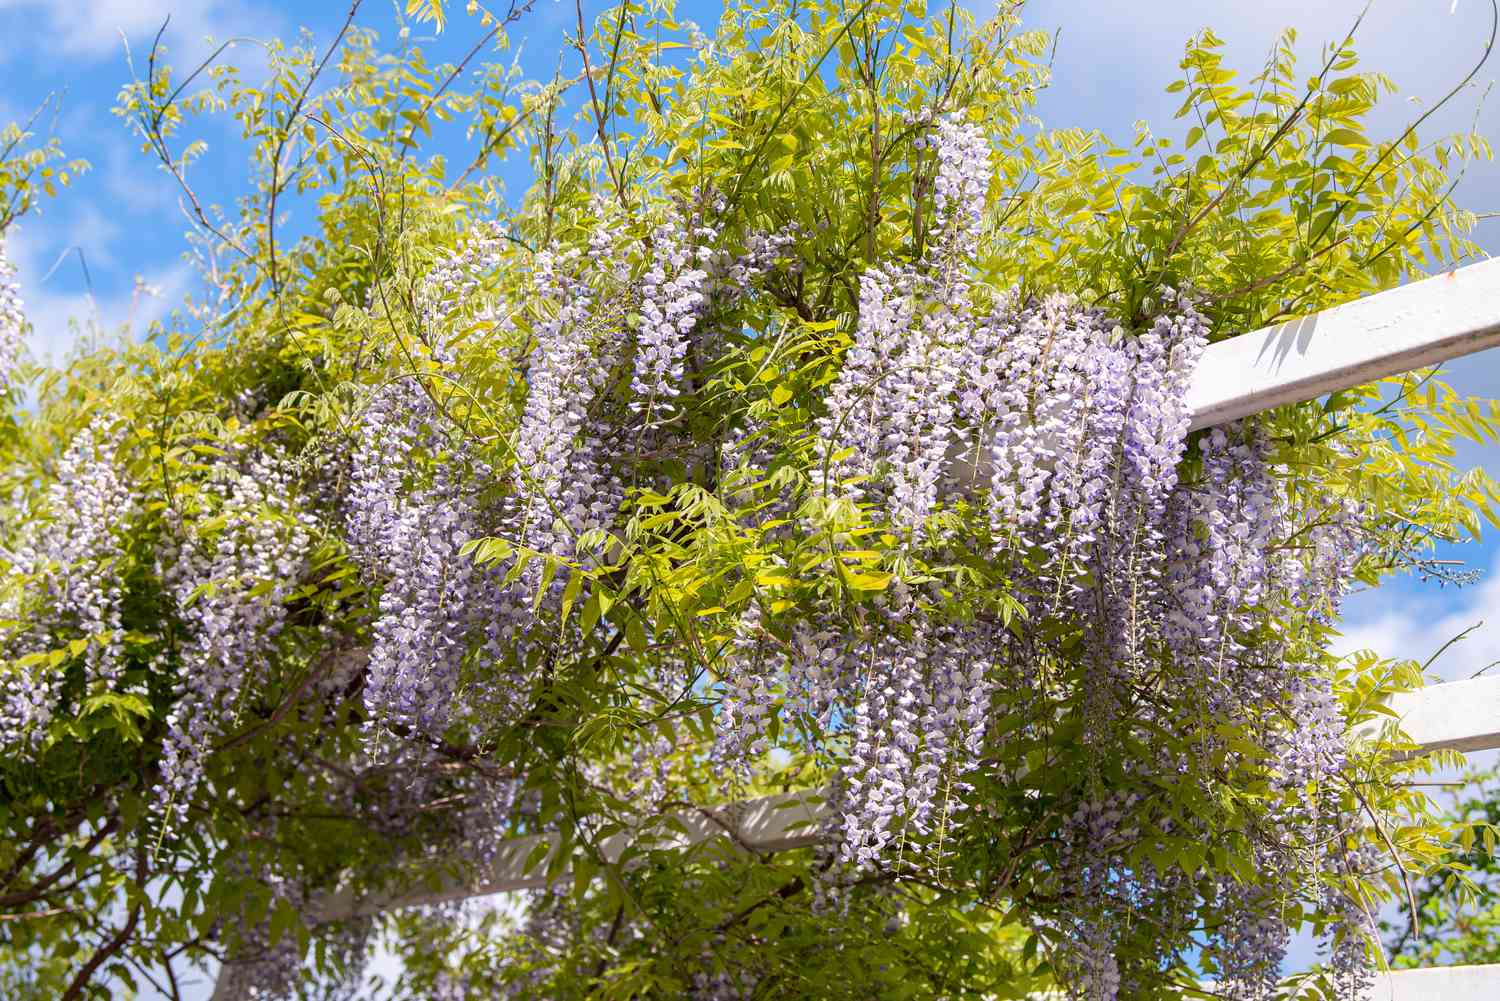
[1186,257,1500,429]
[306,676,1500,921]
[216,263,1500,999]
[947,257,1500,487]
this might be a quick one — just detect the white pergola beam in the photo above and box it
[1365,963,1500,1001]
[1186,257,1500,428]
[313,787,827,919]
[1383,674,1500,754]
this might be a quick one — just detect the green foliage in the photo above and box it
[0,0,1497,996]
[0,93,88,230]
[1384,766,1500,967]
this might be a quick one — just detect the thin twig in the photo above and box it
[574,0,627,207]
[266,0,364,296]
[59,839,146,1001]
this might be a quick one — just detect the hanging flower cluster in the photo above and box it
[632,210,715,428]
[157,451,314,822]
[0,417,135,745]
[0,237,24,393]
[347,379,489,734]
[344,200,787,742]
[704,117,1374,999]
[0,95,1405,1000]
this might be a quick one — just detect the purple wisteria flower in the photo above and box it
[347,380,482,735]
[0,417,136,746]
[157,450,313,822]
[0,237,24,394]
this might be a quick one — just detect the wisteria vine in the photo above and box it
[0,114,1402,1001]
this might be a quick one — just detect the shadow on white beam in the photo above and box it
[1186,257,1500,429]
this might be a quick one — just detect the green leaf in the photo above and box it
[626,614,648,653]
[560,570,584,627]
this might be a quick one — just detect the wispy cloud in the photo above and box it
[1336,575,1500,684]
[0,0,284,64]
[6,213,194,365]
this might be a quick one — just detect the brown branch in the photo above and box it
[132,18,256,259]
[214,644,362,754]
[1350,779,1421,944]
[574,0,626,208]
[1198,235,1349,310]
[397,0,536,160]
[59,838,147,1001]
[266,0,363,296]
[0,813,117,909]
[590,903,627,979]
[0,818,65,892]
[0,905,79,922]
[713,875,810,934]
[162,950,184,1001]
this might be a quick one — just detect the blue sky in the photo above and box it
[1,0,1497,993]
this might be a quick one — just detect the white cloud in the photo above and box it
[1335,575,1500,683]
[1335,576,1500,781]
[6,213,195,365]
[0,0,282,64]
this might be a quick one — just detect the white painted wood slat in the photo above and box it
[311,676,1500,919]
[1186,257,1500,428]
[1384,675,1500,754]
[310,787,826,920]
[1364,963,1500,1001]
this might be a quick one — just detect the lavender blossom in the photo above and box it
[347,380,482,735]
[0,417,135,746]
[0,237,23,393]
[632,211,714,427]
[157,451,313,821]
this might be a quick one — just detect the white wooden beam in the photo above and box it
[1365,963,1500,1001]
[1186,257,1500,428]
[310,675,1500,920]
[1382,674,1500,755]
[311,786,827,921]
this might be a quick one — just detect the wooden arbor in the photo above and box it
[213,259,1500,999]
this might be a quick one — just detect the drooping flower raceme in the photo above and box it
[157,451,313,822]
[0,417,136,746]
[347,379,484,735]
[749,115,1374,1000]
[0,237,24,394]
[632,211,715,429]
